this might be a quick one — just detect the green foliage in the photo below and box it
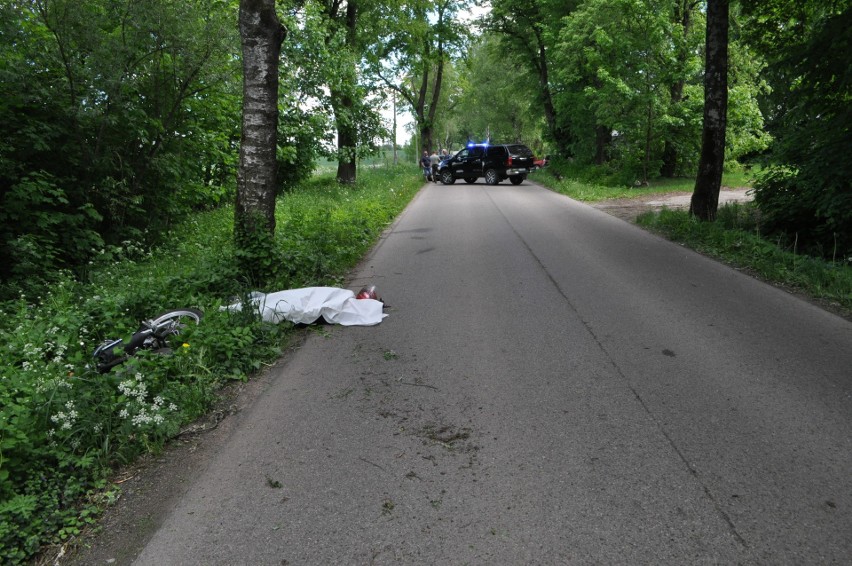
[273,167,420,287]
[480,0,774,182]
[532,158,636,198]
[277,109,324,193]
[555,0,678,177]
[365,0,472,152]
[637,205,852,312]
[0,165,422,563]
[292,0,393,174]
[0,0,241,297]
[485,0,579,153]
[725,33,773,161]
[0,172,104,291]
[742,3,852,258]
[449,36,545,150]
[753,167,852,260]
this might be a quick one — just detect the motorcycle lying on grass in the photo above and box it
[92,308,203,373]
[92,285,382,371]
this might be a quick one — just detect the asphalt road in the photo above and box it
[130,179,851,564]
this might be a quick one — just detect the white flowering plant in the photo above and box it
[0,279,197,561]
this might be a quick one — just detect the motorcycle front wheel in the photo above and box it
[149,308,204,347]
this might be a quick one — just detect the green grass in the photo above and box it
[637,205,852,314]
[0,165,423,564]
[530,160,758,201]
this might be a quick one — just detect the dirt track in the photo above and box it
[591,187,753,222]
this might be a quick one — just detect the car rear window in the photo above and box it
[506,144,533,157]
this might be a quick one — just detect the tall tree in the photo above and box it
[690,0,729,221]
[236,0,285,253]
[554,0,675,176]
[318,0,360,183]
[311,0,388,183]
[369,0,469,153]
[334,1,358,184]
[487,0,578,155]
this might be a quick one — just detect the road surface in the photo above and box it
[77,180,852,564]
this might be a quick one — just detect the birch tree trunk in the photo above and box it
[690,0,728,221]
[236,0,284,249]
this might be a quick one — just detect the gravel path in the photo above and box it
[592,187,753,222]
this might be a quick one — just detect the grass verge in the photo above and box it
[636,205,852,316]
[530,159,756,201]
[0,165,422,564]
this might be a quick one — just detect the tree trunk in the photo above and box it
[392,93,398,165]
[334,1,358,184]
[235,0,284,246]
[419,124,434,154]
[594,125,611,165]
[690,0,728,221]
[415,3,447,155]
[660,80,684,177]
[425,61,444,148]
[332,89,357,183]
[643,101,653,183]
[533,27,568,155]
[415,69,436,152]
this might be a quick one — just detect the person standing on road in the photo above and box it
[421,151,432,182]
[430,151,440,183]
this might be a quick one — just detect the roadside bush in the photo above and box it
[752,167,852,261]
[744,7,852,262]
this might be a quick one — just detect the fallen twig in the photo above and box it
[358,456,386,471]
[397,381,439,390]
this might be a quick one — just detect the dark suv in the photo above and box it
[438,143,536,185]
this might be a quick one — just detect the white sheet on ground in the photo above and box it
[223,287,386,326]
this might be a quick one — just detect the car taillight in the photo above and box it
[506,156,513,166]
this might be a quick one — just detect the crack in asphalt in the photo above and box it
[484,188,750,550]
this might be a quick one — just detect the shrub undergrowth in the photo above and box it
[0,165,422,564]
